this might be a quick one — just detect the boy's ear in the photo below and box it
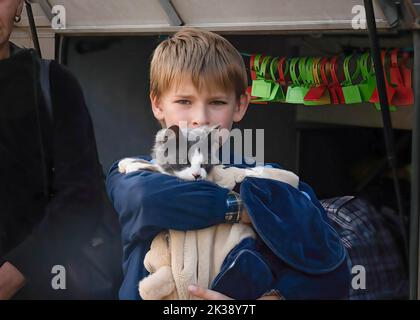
[232,92,250,123]
[150,93,165,122]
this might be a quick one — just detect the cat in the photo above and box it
[119,124,299,190]
[119,124,222,180]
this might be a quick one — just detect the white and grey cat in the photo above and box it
[119,125,218,180]
[119,124,299,190]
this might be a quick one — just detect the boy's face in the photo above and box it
[151,78,250,130]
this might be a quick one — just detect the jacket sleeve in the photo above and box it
[240,173,348,275]
[239,171,350,299]
[3,62,105,292]
[106,160,230,245]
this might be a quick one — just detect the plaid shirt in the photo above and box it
[321,196,408,300]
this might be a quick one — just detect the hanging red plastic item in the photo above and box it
[389,49,413,106]
[277,57,289,86]
[399,52,413,96]
[369,50,396,106]
[325,56,345,104]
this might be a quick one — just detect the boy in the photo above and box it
[106,28,350,300]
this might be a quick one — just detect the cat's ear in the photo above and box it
[155,128,169,144]
[156,125,180,144]
[167,124,180,139]
[167,125,187,146]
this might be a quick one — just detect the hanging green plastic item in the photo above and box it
[286,57,309,104]
[358,52,377,102]
[248,54,268,105]
[341,54,363,104]
[268,56,287,102]
[251,55,273,102]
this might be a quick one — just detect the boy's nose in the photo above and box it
[191,107,210,127]
[191,120,210,127]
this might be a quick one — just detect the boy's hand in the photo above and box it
[240,206,252,224]
[188,285,233,300]
[188,285,282,300]
[0,262,25,300]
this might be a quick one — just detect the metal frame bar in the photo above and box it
[403,0,420,301]
[37,0,53,21]
[158,0,183,26]
[378,0,400,28]
[364,0,409,269]
[27,0,53,21]
[411,23,420,300]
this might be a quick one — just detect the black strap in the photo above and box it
[39,59,53,122]
[38,58,55,198]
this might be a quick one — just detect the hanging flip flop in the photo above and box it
[286,57,310,104]
[248,54,268,104]
[341,54,363,104]
[358,52,377,102]
[304,57,331,105]
[389,49,413,106]
[369,50,397,111]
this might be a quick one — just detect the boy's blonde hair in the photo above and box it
[150,28,248,100]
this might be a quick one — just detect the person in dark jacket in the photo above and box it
[106,28,351,300]
[0,0,121,299]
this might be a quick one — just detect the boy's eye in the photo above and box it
[175,100,191,105]
[210,100,227,105]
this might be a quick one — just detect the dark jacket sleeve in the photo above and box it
[106,160,229,245]
[3,62,104,292]
[239,173,350,298]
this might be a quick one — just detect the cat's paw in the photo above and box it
[118,158,158,174]
[208,166,247,190]
[118,158,137,173]
[244,167,299,189]
[125,162,150,173]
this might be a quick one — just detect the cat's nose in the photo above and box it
[192,173,201,180]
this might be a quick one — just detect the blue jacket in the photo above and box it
[106,155,350,300]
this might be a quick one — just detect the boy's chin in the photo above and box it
[163,123,232,130]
